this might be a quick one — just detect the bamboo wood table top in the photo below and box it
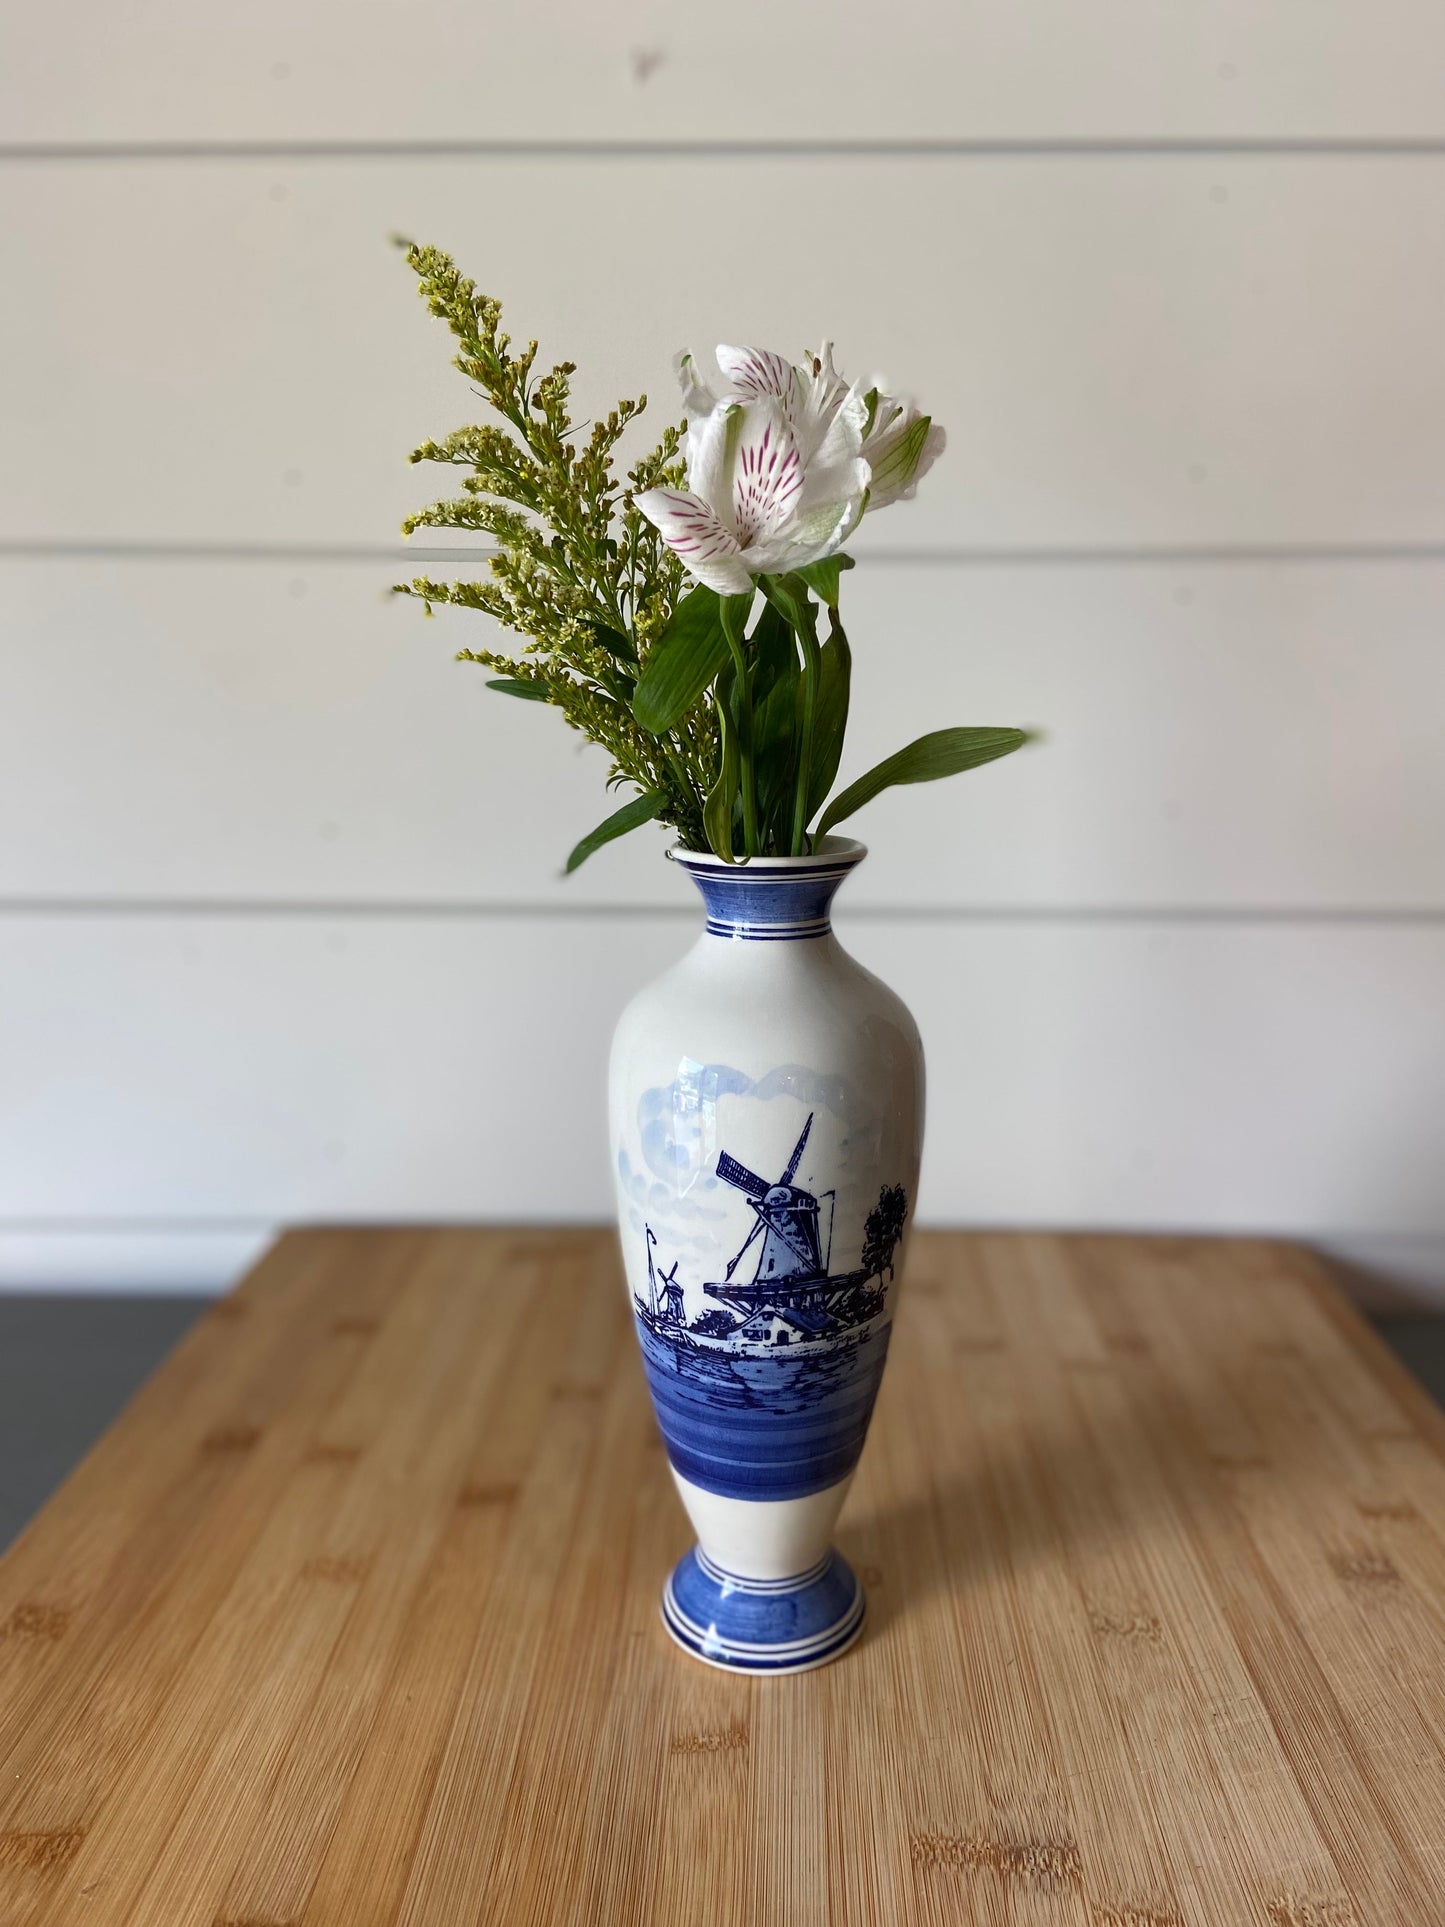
[2,1231,1445,1926]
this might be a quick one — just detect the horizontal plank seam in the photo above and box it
[11,138,1445,162]
[9,540,1445,568]
[2,1220,1443,1242]
[0,1218,279,1232]
[0,899,1442,925]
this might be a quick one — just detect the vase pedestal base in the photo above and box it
[660,1545,865,1674]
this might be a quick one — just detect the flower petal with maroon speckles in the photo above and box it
[715,345,800,409]
[634,487,754,597]
[729,405,804,549]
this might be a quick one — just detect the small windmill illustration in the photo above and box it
[644,1225,684,1323]
[710,1114,836,1307]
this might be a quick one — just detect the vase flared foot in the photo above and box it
[660,1545,865,1674]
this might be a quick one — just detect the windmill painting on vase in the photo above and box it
[632,1111,909,1503]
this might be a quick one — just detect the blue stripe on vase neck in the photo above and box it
[670,839,866,942]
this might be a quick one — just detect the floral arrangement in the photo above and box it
[397,245,1029,870]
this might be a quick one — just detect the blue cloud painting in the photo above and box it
[618,1059,879,1310]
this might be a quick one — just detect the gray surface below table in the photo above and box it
[0,1293,1443,1556]
[0,1294,208,1551]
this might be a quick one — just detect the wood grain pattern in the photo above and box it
[5,1227,1445,1924]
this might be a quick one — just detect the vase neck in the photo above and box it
[671,840,866,943]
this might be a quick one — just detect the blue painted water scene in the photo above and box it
[634,1113,908,1503]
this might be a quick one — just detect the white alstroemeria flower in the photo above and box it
[635,343,886,595]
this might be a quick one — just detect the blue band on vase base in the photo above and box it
[661,1545,865,1673]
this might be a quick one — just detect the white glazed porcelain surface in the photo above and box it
[608,839,924,1602]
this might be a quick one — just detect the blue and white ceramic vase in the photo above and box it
[609,838,924,1673]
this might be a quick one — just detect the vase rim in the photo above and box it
[666,836,867,875]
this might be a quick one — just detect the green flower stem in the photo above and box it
[719,596,760,858]
[790,600,822,857]
[661,737,697,816]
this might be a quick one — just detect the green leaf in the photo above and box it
[632,586,728,733]
[795,553,855,608]
[584,619,638,665]
[747,601,799,849]
[702,666,740,861]
[758,571,811,630]
[753,637,802,845]
[806,616,853,820]
[564,790,668,874]
[815,727,1030,841]
[748,600,796,707]
[486,678,551,702]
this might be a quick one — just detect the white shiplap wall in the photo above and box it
[2,3,1443,1295]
